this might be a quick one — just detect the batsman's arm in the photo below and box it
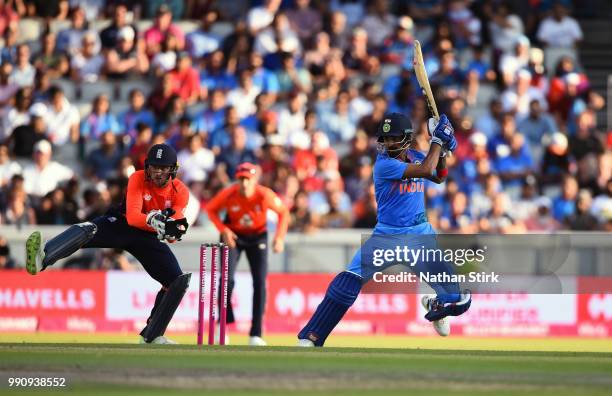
[401,143,442,180]
[427,152,448,184]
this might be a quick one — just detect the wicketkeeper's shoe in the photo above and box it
[296,339,315,347]
[421,295,450,337]
[25,231,45,275]
[248,336,267,346]
[139,335,178,344]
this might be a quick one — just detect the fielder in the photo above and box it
[25,144,191,344]
[297,113,472,347]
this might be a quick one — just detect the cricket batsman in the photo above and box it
[297,113,472,347]
[206,162,289,346]
[25,144,191,344]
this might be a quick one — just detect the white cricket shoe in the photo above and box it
[421,295,450,337]
[296,339,315,347]
[25,231,45,275]
[248,336,267,346]
[138,335,178,344]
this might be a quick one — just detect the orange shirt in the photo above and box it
[206,184,289,240]
[124,170,190,232]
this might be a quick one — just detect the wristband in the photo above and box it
[438,168,448,178]
[430,136,443,147]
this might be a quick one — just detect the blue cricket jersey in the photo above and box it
[373,149,427,227]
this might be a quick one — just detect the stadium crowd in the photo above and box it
[0,0,611,269]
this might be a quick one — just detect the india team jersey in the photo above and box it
[373,149,426,227]
[123,170,190,232]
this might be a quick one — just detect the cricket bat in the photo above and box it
[413,40,439,122]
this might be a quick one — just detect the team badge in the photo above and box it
[382,122,391,133]
[144,193,152,201]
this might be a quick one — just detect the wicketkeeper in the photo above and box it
[26,144,191,344]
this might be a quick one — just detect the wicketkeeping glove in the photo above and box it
[164,217,189,241]
[146,210,167,240]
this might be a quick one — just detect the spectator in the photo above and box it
[488,2,524,55]
[128,123,152,170]
[35,188,79,225]
[524,197,560,231]
[517,99,557,148]
[0,1,18,38]
[31,31,69,79]
[345,156,373,202]
[218,126,258,179]
[407,0,444,45]
[319,91,356,143]
[494,133,534,192]
[144,4,185,57]
[540,131,571,186]
[0,187,35,225]
[1,86,31,139]
[9,44,35,87]
[80,94,120,141]
[361,0,396,49]
[440,191,477,233]
[100,4,136,50]
[249,51,279,98]
[199,50,237,92]
[277,91,305,140]
[565,189,598,230]
[353,182,377,228]
[343,27,370,75]
[22,140,73,197]
[151,32,179,76]
[57,6,88,56]
[327,10,349,50]
[70,31,104,83]
[289,189,317,233]
[186,9,221,59]
[104,26,149,79]
[381,16,415,69]
[247,0,281,34]
[0,25,17,64]
[500,70,547,118]
[45,85,80,145]
[591,178,612,224]
[318,190,352,228]
[286,0,321,42]
[8,102,47,158]
[119,89,155,142]
[0,142,20,187]
[254,12,301,59]
[227,69,260,120]
[479,192,525,233]
[447,0,481,49]
[147,74,175,118]
[553,175,579,221]
[87,131,124,181]
[0,236,16,269]
[536,2,582,48]
[167,51,200,105]
[0,61,19,107]
[177,133,215,184]
[194,89,227,136]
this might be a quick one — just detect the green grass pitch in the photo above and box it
[1,334,611,395]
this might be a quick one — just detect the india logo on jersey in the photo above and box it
[393,180,425,194]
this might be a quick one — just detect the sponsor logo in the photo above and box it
[144,193,152,201]
[156,149,163,159]
[588,294,612,321]
[275,288,306,316]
